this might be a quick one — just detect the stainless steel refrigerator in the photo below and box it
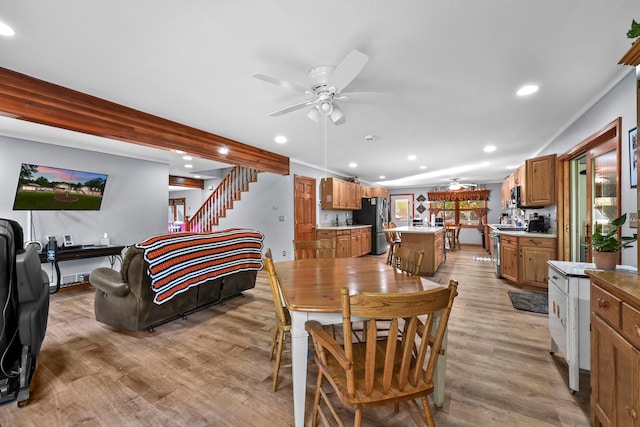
[353,197,388,255]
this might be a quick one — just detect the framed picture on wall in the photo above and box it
[629,127,637,188]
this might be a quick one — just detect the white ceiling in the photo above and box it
[0,1,637,188]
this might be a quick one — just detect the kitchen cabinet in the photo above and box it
[520,236,556,288]
[433,230,444,271]
[501,154,556,207]
[588,271,640,427]
[316,226,371,258]
[361,186,388,198]
[320,178,362,210]
[498,233,557,289]
[350,227,371,257]
[547,262,591,393]
[521,154,556,206]
[500,235,519,283]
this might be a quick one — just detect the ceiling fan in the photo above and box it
[252,50,370,125]
[447,178,476,190]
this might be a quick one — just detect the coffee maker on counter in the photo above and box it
[526,213,551,233]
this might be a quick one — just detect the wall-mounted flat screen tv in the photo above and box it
[13,163,108,210]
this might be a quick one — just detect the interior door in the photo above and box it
[389,194,414,227]
[588,143,619,262]
[559,118,620,262]
[168,198,186,233]
[569,156,588,262]
[294,175,316,241]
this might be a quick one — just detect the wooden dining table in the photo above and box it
[275,257,448,427]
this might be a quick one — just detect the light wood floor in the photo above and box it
[0,245,590,426]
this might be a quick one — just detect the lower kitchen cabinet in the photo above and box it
[520,236,556,288]
[499,233,556,289]
[588,271,640,427]
[316,227,371,258]
[500,235,519,283]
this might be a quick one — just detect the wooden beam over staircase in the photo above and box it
[0,67,290,175]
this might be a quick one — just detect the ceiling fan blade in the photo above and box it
[252,73,309,94]
[269,99,316,117]
[328,50,369,93]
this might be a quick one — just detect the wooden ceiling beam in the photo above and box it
[0,67,290,176]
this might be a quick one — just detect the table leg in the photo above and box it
[433,327,447,407]
[289,311,309,427]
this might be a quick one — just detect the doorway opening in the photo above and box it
[559,118,621,262]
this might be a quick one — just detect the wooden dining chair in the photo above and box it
[263,249,291,392]
[391,246,425,276]
[382,222,401,265]
[293,239,336,260]
[305,280,459,427]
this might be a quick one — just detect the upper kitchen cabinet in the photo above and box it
[521,154,556,207]
[320,178,362,210]
[502,154,556,207]
[361,186,388,198]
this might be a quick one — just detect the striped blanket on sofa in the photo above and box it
[135,228,264,304]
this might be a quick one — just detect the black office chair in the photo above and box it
[0,219,50,407]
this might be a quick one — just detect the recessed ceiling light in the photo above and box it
[218,147,229,155]
[484,145,496,153]
[419,165,427,170]
[349,162,357,168]
[175,150,186,154]
[184,164,193,169]
[506,164,519,169]
[182,155,192,160]
[516,84,539,96]
[408,155,417,161]
[194,175,201,178]
[274,135,287,144]
[0,21,15,37]
[379,175,386,179]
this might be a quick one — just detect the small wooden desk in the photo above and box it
[276,257,447,427]
[39,245,125,293]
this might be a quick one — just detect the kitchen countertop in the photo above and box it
[548,260,637,277]
[385,225,444,234]
[316,224,371,230]
[489,224,557,238]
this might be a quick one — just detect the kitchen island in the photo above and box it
[385,225,445,276]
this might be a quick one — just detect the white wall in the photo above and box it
[539,71,637,266]
[0,135,169,279]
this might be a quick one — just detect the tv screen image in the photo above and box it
[13,163,108,211]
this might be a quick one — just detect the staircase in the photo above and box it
[186,166,259,232]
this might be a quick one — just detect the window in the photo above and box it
[427,189,490,228]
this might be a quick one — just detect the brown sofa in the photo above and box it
[89,246,257,331]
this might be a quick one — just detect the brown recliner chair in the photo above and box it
[90,246,256,331]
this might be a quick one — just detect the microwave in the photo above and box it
[510,186,521,207]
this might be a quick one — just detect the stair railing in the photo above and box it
[186,166,258,232]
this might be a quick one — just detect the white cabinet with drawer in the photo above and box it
[547,261,591,393]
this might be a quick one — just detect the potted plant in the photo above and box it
[591,213,637,269]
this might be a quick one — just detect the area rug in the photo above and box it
[507,291,548,314]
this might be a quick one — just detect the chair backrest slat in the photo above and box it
[391,246,425,276]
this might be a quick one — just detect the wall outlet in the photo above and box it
[630,212,638,228]
[282,250,286,257]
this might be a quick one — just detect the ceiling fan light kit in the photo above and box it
[253,49,372,126]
